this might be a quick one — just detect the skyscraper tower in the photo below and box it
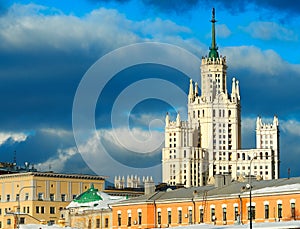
[162,9,279,187]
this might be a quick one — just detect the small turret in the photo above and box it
[195,82,199,96]
[176,112,181,127]
[165,112,170,127]
[188,79,194,103]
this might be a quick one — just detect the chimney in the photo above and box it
[214,174,231,188]
[144,176,155,195]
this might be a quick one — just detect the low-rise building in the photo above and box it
[0,171,105,228]
[62,184,125,229]
[111,175,300,228]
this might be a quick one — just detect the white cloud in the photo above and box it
[281,119,300,137]
[223,45,300,76]
[0,132,29,145]
[36,146,77,172]
[241,21,298,41]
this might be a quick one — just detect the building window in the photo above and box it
[27,207,30,213]
[222,207,227,221]
[211,208,215,222]
[248,206,255,220]
[178,209,182,224]
[19,217,25,224]
[41,206,44,214]
[291,203,296,219]
[117,213,121,226]
[105,218,108,228]
[127,212,131,226]
[50,193,55,201]
[188,209,192,224]
[36,206,39,214]
[7,219,11,225]
[6,195,10,202]
[278,204,282,219]
[265,205,269,219]
[168,210,172,225]
[16,194,19,201]
[138,212,142,225]
[25,193,29,201]
[96,218,100,228]
[38,193,44,201]
[50,207,55,214]
[200,209,204,223]
[234,206,239,221]
[61,194,66,202]
[157,211,161,225]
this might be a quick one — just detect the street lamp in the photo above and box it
[247,155,257,229]
[17,185,39,229]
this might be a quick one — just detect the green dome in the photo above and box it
[73,184,102,203]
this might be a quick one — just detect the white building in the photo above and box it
[162,9,279,187]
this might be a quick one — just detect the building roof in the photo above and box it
[67,184,125,210]
[0,171,107,180]
[111,177,300,206]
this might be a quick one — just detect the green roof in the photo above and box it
[73,184,102,203]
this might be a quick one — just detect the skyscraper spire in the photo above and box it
[209,8,219,58]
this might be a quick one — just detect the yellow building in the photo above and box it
[0,171,105,228]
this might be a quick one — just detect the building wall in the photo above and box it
[112,192,300,228]
[0,172,105,228]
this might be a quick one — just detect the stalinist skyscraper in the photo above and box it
[162,9,280,187]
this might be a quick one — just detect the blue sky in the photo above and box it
[0,0,300,183]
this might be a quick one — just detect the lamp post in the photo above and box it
[247,155,257,229]
[17,185,38,229]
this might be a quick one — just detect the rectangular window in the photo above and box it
[50,193,55,201]
[105,218,108,228]
[41,206,44,214]
[16,194,19,201]
[27,207,30,214]
[223,207,227,221]
[234,206,239,221]
[278,204,282,218]
[117,213,121,226]
[157,211,161,225]
[61,194,66,202]
[248,206,255,220]
[50,207,55,214]
[178,209,182,224]
[291,203,296,219]
[6,195,10,202]
[127,213,131,226]
[7,219,11,225]
[200,209,204,223]
[138,212,142,225]
[188,209,192,224]
[25,193,29,201]
[265,205,269,219]
[38,193,44,201]
[168,210,172,225]
[19,217,25,224]
[36,206,39,214]
[72,194,77,200]
[96,218,100,228]
[211,208,215,222]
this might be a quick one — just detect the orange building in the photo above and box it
[111,175,300,228]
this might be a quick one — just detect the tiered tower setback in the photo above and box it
[162,9,280,187]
